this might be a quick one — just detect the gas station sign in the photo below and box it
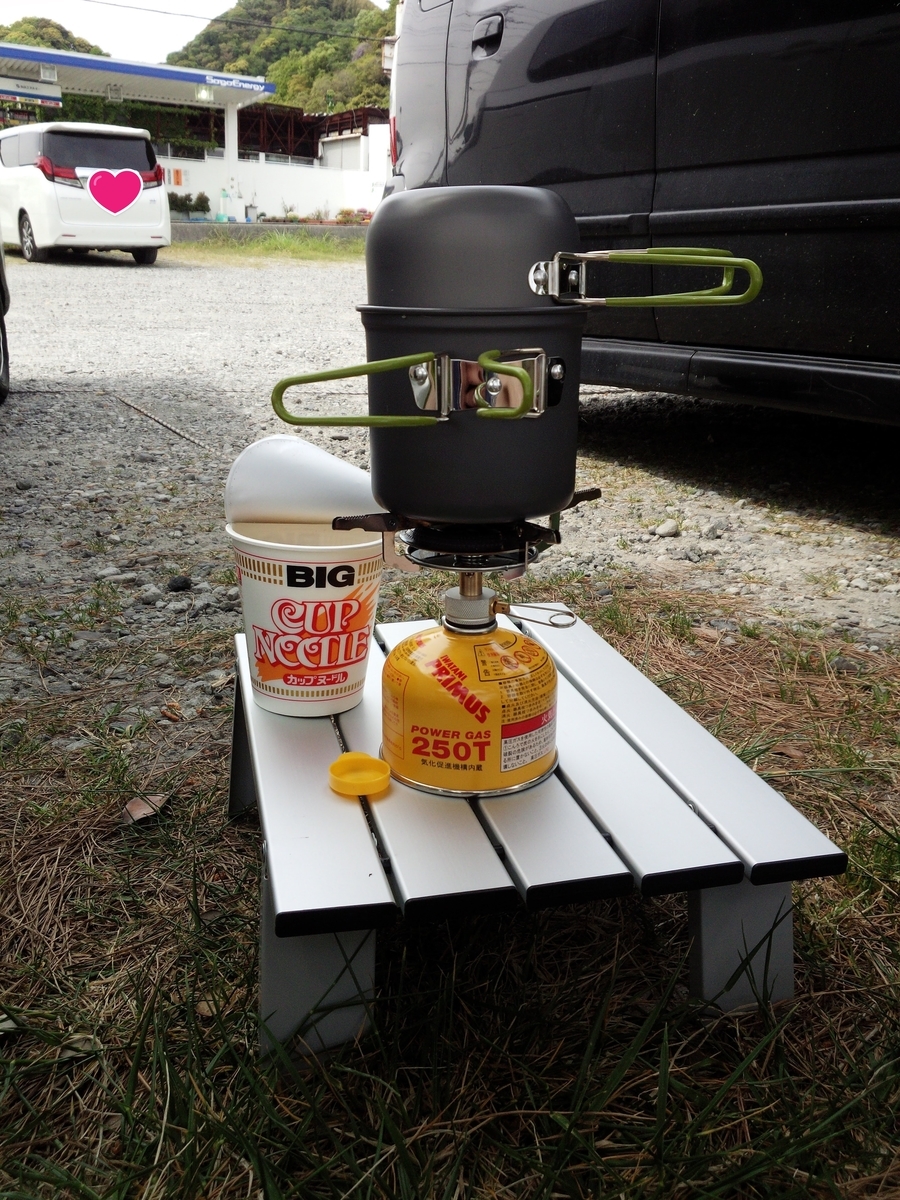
[0,75,63,107]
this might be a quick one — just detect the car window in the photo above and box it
[43,133,156,171]
[0,136,17,168]
[17,129,41,166]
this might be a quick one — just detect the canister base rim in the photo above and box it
[382,752,559,799]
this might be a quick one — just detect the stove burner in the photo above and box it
[399,521,552,573]
[401,542,540,574]
[332,513,561,573]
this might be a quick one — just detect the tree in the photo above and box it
[167,0,366,75]
[0,17,106,55]
[168,0,394,113]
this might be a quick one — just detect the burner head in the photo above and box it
[399,521,553,572]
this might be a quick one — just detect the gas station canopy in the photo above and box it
[0,41,276,109]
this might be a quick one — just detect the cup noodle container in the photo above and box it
[227,522,383,716]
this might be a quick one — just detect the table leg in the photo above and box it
[229,676,258,819]
[688,878,793,1010]
[259,873,376,1056]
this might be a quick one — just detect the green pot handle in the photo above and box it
[271,352,440,427]
[606,247,763,307]
[529,245,763,308]
[473,349,534,419]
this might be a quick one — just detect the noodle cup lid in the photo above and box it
[329,752,391,797]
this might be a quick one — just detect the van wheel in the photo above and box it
[19,213,48,263]
[0,314,9,404]
[132,248,158,265]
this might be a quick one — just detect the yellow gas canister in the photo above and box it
[382,583,557,796]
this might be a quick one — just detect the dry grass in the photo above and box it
[1,570,899,1198]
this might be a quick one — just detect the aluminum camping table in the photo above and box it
[229,612,846,1055]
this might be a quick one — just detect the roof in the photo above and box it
[0,121,151,139]
[0,41,276,109]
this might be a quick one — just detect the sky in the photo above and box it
[1,0,389,66]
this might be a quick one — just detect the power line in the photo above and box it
[76,0,392,42]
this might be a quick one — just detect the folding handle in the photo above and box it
[272,348,537,428]
[529,246,763,308]
[271,352,440,427]
[473,349,534,418]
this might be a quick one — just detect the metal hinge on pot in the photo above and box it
[408,349,566,417]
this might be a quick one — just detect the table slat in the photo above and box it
[477,776,633,907]
[337,641,518,920]
[376,620,634,907]
[235,636,398,935]
[517,612,847,884]
[553,670,744,895]
[489,614,741,895]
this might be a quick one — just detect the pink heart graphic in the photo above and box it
[87,169,143,214]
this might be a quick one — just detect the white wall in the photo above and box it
[159,124,391,221]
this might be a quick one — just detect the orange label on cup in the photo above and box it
[253,586,378,684]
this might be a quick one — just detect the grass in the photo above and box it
[161,228,366,266]
[2,573,900,1197]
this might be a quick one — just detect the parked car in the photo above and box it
[389,0,900,425]
[0,239,8,402]
[0,121,170,265]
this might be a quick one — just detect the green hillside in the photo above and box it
[167,0,395,112]
[0,16,106,55]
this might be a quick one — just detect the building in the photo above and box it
[157,104,389,221]
[0,41,389,222]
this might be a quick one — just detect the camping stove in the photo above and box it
[269,186,762,797]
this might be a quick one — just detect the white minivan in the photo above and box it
[0,122,170,265]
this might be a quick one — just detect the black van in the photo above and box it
[389,0,900,424]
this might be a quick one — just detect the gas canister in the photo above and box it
[382,581,557,795]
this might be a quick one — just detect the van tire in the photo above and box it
[132,248,158,265]
[0,314,9,403]
[19,213,48,263]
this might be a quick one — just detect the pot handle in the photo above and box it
[271,351,440,427]
[473,349,534,419]
[272,349,539,427]
[529,246,762,307]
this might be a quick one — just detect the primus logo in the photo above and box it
[287,564,355,588]
[428,655,490,724]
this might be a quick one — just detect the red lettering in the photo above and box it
[425,658,490,720]
[271,597,361,636]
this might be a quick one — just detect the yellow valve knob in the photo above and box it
[329,751,391,798]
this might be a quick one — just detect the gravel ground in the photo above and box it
[1,249,898,742]
[0,251,377,749]
[551,390,900,647]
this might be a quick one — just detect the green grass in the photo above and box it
[1,573,899,1197]
[162,228,366,265]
